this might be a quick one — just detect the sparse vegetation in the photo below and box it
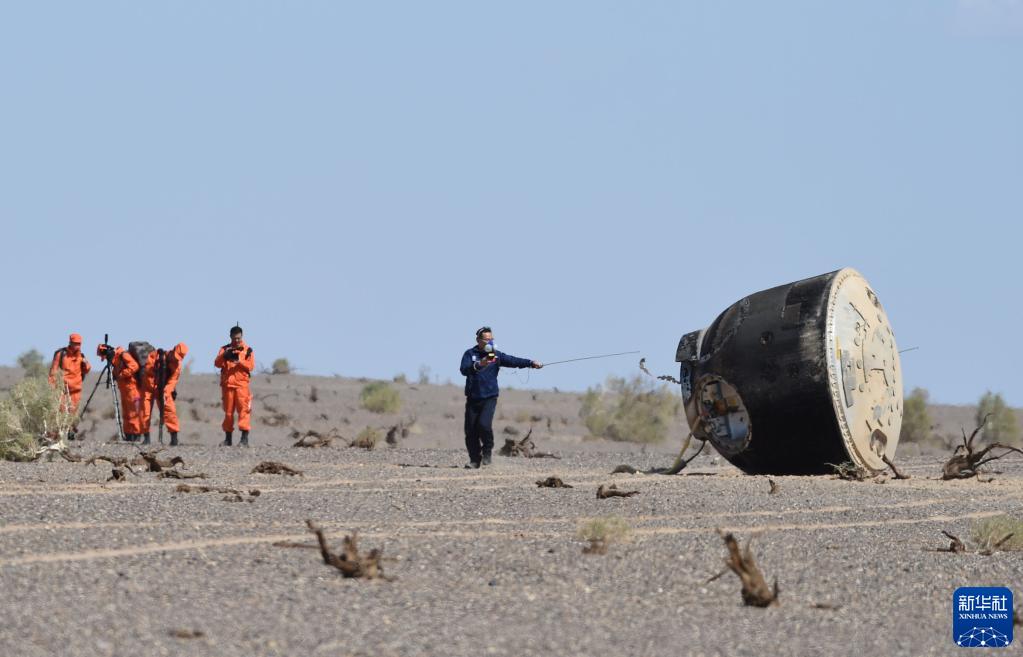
[976,391,1020,446]
[417,365,431,385]
[360,381,401,414]
[352,426,380,449]
[971,515,1023,553]
[577,516,631,555]
[900,387,933,443]
[271,358,292,375]
[579,375,680,444]
[0,377,72,461]
[17,349,47,379]
[393,373,407,384]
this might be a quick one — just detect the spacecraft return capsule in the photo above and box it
[676,268,902,475]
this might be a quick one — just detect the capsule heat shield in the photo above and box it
[676,268,902,475]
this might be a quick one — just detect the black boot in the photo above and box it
[141,433,151,445]
[169,432,178,447]
[222,431,233,446]
[240,430,249,447]
[124,434,136,443]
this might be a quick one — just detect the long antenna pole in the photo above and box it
[542,351,640,367]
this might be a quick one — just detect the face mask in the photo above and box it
[484,340,494,354]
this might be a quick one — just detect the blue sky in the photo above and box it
[1,1,1020,405]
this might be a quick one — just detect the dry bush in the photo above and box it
[0,377,73,461]
[417,365,431,385]
[360,381,401,414]
[577,516,631,555]
[972,515,1023,552]
[580,375,680,444]
[392,373,407,384]
[271,358,291,375]
[713,530,779,607]
[351,427,380,450]
[306,520,388,580]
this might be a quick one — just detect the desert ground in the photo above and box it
[1,367,1021,657]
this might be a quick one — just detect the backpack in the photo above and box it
[128,341,155,384]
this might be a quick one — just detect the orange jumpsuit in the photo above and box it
[144,343,189,433]
[215,341,254,432]
[48,345,91,413]
[110,348,142,436]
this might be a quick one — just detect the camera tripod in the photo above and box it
[79,334,125,442]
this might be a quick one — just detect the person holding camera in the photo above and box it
[96,342,143,442]
[214,325,254,446]
[143,343,189,447]
[459,326,542,468]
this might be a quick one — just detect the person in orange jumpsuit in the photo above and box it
[143,343,189,447]
[214,325,254,446]
[49,333,91,439]
[97,343,143,442]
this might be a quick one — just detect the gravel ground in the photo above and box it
[2,444,1022,657]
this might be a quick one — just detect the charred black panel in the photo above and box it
[680,270,848,475]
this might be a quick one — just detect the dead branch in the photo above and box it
[829,462,871,481]
[291,429,338,448]
[716,530,779,607]
[611,465,638,474]
[942,416,1023,480]
[498,427,560,459]
[536,477,573,488]
[882,455,910,480]
[157,470,207,480]
[937,530,966,553]
[768,479,779,495]
[169,628,205,639]
[596,484,639,499]
[176,483,240,495]
[978,533,1016,556]
[251,461,304,476]
[136,449,185,473]
[305,520,388,580]
[273,540,319,549]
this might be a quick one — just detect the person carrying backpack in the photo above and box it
[48,333,92,439]
[144,343,189,447]
[215,325,254,446]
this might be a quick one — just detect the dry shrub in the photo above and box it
[715,530,779,607]
[577,516,630,555]
[972,515,1023,552]
[580,375,680,444]
[351,427,380,450]
[271,358,291,375]
[0,377,73,461]
[360,381,401,414]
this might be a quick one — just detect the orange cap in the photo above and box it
[69,333,83,344]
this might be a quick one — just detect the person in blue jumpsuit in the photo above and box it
[459,326,542,468]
